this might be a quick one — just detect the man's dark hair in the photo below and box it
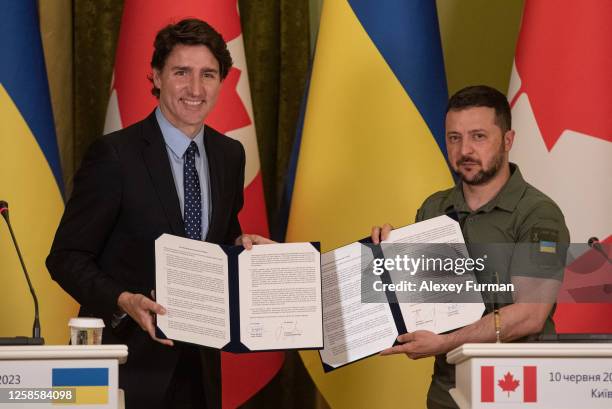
[446,85,511,133]
[149,18,233,98]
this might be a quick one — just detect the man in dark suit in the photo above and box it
[47,19,270,409]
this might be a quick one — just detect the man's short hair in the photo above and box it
[149,18,233,98]
[446,85,511,133]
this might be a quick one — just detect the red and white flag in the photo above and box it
[480,366,537,403]
[104,1,283,407]
[508,0,612,333]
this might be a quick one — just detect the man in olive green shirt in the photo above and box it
[373,85,569,409]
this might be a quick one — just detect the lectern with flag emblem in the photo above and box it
[0,345,127,409]
[447,343,612,409]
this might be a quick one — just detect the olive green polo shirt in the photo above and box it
[416,164,569,245]
[415,163,569,409]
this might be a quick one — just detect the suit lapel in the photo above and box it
[141,112,185,236]
[204,125,224,242]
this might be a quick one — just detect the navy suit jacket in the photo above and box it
[47,111,245,409]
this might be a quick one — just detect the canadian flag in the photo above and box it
[104,1,283,407]
[481,366,537,403]
[508,0,612,333]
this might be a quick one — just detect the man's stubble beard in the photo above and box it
[455,144,505,186]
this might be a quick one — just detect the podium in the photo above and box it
[0,345,127,408]
[447,343,612,409]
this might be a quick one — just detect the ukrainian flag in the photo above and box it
[285,1,452,407]
[0,1,77,343]
[52,368,109,405]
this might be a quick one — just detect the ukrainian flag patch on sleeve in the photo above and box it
[539,240,557,254]
[530,227,559,254]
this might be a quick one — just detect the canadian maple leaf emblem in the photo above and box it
[498,371,520,397]
[511,1,612,150]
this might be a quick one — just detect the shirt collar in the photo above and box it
[442,163,527,214]
[155,107,204,158]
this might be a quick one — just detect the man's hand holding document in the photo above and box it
[319,215,485,371]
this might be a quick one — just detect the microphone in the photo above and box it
[588,236,612,264]
[0,200,44,345]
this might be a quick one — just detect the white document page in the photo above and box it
[383,215,485,333]
[238,242,322,350]
[155,234,230,349]
[319,242,398,369]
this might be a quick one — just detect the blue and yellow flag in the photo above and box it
[52,368,109,404]
[0,1,77,343]
[285,1,452,407]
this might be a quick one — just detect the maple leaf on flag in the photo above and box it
[512,1,612,151]
[498,372,520,397]
[206,67,251,134]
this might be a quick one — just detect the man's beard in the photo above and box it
[454,148,505,186]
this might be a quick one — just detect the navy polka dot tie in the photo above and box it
[183,141,202,240]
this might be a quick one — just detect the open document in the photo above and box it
[319,215,485,371]
[319,242,398,370]
[382,215,485,335]
[155,234,323,352]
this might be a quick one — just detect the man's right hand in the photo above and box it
[371,223,394,244]
[117,291,174,346]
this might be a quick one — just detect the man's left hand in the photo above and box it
[235,234,276,249]
[380,330,450,360]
